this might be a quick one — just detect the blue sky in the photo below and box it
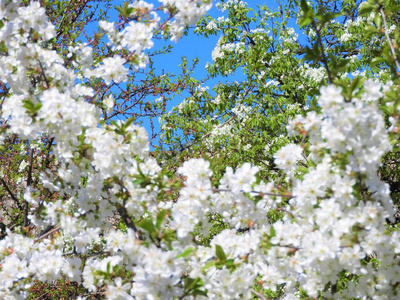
[139,1,282,139]
[88,1,293,145]
[149,0,284,86]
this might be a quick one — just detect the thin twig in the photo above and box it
[37,60,50,89]
[24,149,34,227]
[277,0,285,32]
[312,20,333,82]
[43,137,54,168]
[178,84,255,153]
[0,178,19,203]
[34,226,61,242]
[105,186,140,239]
[274,97,284,114]
[0,89,9,111]
[212,188,294,198]
[380,8,400,75]
[251,289,268,300]
[55,0,73,40]
[116,205,140,239]
[36,291,51,300]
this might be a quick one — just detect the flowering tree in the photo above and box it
[0,0,400,299]
[158,0,399,183]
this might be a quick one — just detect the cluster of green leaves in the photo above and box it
[156,0,398,181]
[156,0,400,202]
[2,0,400,298]
[0,0,216,298]
[152,0,400,298]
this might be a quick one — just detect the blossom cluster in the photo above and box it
[160,0,212,41]
[0,1,399,300]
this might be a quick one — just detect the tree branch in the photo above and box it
[251,289,267,300]
[312,20,333,83]
[37,60,50,89]
[34,226,60,242]
[116,204,140,239]
[0,178,19,203]
[380,8,400,75]
[43,137,54,168]
[24,149,34,227]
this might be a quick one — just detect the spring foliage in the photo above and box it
[0,0,400,299]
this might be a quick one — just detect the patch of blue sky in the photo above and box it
[77,1,309,147]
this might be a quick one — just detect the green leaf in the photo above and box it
[335,58,350,72]
[176,247,195,258]
[138,218,155,233]
[124,117,135,129]
[126,7,134,16]
[297,166,309,175]
[185,277,202,291]
[109,120,119,128]
[133,178,144,186]
[304,44,320,61]
[156,210,167,230]
[191,289,208,296]
[373,13,382,28]
[386,4,400,13]
[215,244,227,261]
[298,0,314,27]
[22,99,35,111]
[317,11,344,26]
[270,225,276,238]
[364,25,378,38]
[107,261,111,274]
[348,76,363,97]
[34,103,42,111]
[115,6,124,15]
[300,0,310,13]
[358,2,376,16]
[201,261,216,272]
[298,16,313,27]
[183,277,207,296]
[225,258,235,268]
[115,1,131,18]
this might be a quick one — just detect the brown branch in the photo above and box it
[0,88,9,111]
[116,205,140,239]
[37,60,50,89]
[210,187,293,198]
[251,289,268,300]
[312,20,333,83]
[0,178,19,203]
[36,291,51,300]
[34,226,61,242]
[43,137,54,168]
[24,149,34,227]
[380,8,400,75]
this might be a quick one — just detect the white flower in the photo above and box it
[18,160,28,171]
[63,257,82,281]
[274,144,303,174]
[363,79,382,101]
[105,277,133,300]
[339,32,352,42]
[92,55,128,84]
[228,163,259,193]
[319,85,344,111]
[103,96,114,113]
[121,22,154,53]
[177,158,212,183]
